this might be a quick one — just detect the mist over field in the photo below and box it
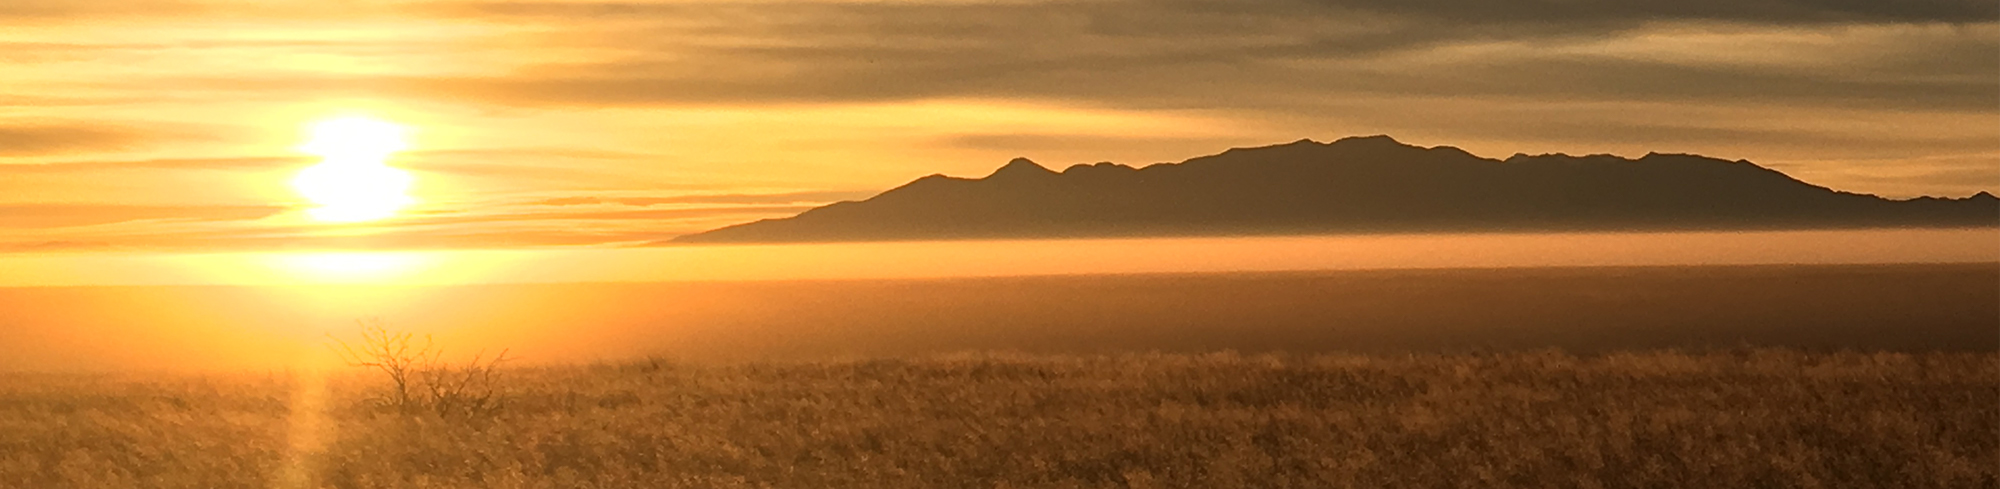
[1,263,1992,371]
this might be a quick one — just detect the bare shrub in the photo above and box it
[327,318,509,418]
[417,348,508,418]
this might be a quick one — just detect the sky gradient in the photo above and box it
[4,0,1996,252]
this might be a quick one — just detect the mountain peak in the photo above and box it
[1063,161,1136,174]
[988,157,1055,179]
[1329,134,1405,147]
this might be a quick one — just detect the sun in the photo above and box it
[292,116,417,223]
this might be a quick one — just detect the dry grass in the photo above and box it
[3,349,1995,488]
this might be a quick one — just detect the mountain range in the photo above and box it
[673,135,1997,243]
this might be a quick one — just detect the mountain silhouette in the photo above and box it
[674,135,1998,243]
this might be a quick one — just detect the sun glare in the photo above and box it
[293,116,416,222]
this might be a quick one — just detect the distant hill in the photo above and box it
[673,135,1998,243]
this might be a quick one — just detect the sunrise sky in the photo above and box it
[4,0,1996,253]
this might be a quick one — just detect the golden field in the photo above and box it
[3,349,1993,488]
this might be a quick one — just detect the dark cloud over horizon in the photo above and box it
[434,0,1997,26]
[10,0,1986,114]
[382,1,1997,114]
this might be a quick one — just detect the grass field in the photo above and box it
[4,349,1994,488]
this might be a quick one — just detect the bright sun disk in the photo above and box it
[293,116,416,223]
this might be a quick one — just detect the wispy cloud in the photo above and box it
[426,0,1995,29]
[0,204,287,228]
[0,155,307,172]
[529,191,874,206]
[0,0,205,21]
[0,124,163,156]
[941,133,1296,159]
[356,9,1976,125]
[55,1,1984,115]
[0,199,816,252]
[368,205,818,228]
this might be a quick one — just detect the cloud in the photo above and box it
[411,147,657,161]
[0,201,816,252]
[0,119,231,158]
[0,0,204,21]
[1320,50,1999,111]
[0,124,160,156]
[391,148,695,186]
[0,0,426,23]
[940,134,1266,160]
[1382,116,2000,156]
[1322,0,1993,24]
[0,230,688,253]
[360,205,819,229]
[0,149,639,182]
[80,0,1974,116]
[0,204,287,228]
[0,94,127,107]
[331,2,1993,116]
[530,191,875,206]
[429,0,1995,27]
[0,155,307,173]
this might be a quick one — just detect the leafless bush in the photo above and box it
[327,318,509,418]
[418,348,508,418]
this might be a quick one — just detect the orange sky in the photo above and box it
[3,0,1996,253]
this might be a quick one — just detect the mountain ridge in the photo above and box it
[672,135,1998,243]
